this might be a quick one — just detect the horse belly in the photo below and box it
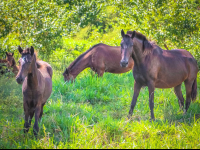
[43,77,52,103]
[155,70,187,88]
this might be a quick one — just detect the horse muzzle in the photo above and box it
[16,76,24,84]
[120,60,128,68]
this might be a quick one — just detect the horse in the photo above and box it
[63,43,134,82]
[0,58,9,75]
[120,29,198,120]
[16,46,53,138]
[6,52,19,75]
[0,59,7,63]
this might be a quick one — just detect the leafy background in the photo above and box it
[0,0,200,148]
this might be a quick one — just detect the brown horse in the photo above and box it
[0,58,10,75]
[0,59,7,63]
[63,43,134,82]
[16,46,53,137]
[6,52,19,75]
[0,59,7,74]
[120,30,198,120]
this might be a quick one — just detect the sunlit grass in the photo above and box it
[0,68,200,148]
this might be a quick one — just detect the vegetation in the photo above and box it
[0,0,200,148]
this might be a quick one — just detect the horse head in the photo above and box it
[63,68,74,82]
[16,46,35,84]
[120,29,135,68]
[6,52,15,67]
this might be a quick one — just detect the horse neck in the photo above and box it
[12,59,18,71]
[68,55,90,78]
[27,55,40,87]
[132,44,145,67]
[12,65,19,75]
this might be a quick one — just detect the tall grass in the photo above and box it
[0,66,200,148]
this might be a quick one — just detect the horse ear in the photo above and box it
[131,31,136,39]
[65,68,69,75]
[12,52,14,56]
[6,52,8,56]
[121,29,125,38]
[30,46,34,56]
[18,46,23,54]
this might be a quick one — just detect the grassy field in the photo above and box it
[0,66,200,148]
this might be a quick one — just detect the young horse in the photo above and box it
[6,52,19,75]
[63,43,134,82]
[120,30,198,120]
[16,46,53,137]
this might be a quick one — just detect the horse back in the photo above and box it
[161,49,197,69]
[150,48,198,88]
[37,61,53,79]
[0,59,7,63]
[92,44,134,73]
[36,60,52,102]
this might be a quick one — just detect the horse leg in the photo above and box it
[33,103,42,138]
[148,82,155,121]
[23,101,30,133]
[97,68,105,77]
[28,110,34,126]
[39,104,45,121]
[174,84,184,110]
[184,80,193,114]
[128,81,142,119]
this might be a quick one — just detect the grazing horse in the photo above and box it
[63,43,134,82]
[0,58,9,75]
[16,46,53,137]
[0,59,7,63]
[6,52,19,75]
[120,30,198,120]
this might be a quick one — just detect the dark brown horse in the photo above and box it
[63,43,134,82]
[0,59,7,63]
[0,58,10,75]
[120,30,198,120]
[16,46,53,137]
[0,58,7,74]
[6,52,19,75]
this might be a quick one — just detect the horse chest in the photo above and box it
[133,69,147,86]
[23,87,43,102]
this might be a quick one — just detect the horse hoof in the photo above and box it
[33,132,38,139]
[127,114,132,120]
[23,128,29,133]
[150,118,155,122]
[183,110,187,115]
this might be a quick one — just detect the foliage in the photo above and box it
[1,0,199,63]
[0,0,200,148]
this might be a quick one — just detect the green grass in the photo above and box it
[0,68,200,149]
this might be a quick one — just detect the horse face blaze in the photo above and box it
[120,41,132,68]
[16,56,31,84]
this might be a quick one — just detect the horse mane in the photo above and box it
[36,61,41,68]
[23,47,41,68]
[127,31,155,54]
[67,43,104,71]
[12,57,16,66]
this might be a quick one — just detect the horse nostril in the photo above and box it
[120,60,128,67]
[16,77,23,84]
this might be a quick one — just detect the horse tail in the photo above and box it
[191,78,197,102]
[47,66,53,79]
